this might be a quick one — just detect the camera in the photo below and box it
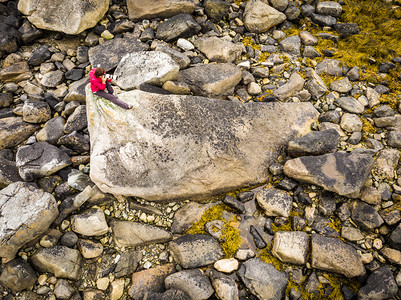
[104,74,117,81]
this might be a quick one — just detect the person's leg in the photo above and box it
[95,90,131,110]
[105,81,114,94]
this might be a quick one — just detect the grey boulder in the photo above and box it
[86,88,318,201]
[0,182,58,260]
[243,0,286,33]
[193,36,245,63]
[0,117,39,150]
[127,0,195,20]
[284,151,374,198]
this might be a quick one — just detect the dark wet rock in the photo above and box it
[128,263,176,299]
[305,69,328,100]
[54,279,76,300]
[36,116,65,144]
[16,142,71,181]
[18,20,43,44]
[57,131,90,153]
[318,192,336,216]
[284,151,374,198]
[169,234,224,268]
[88,38,149,72]
[111,220,172,247]
[358,266,398,299]
[0,116,39,150]
[0,24,20,55]
[333,23,359,38]
[311,234,365,278]
[30,245,82,280]
[114,250,142,278]
[64,78,89,102]
[279,35,301,56]
[287,129,340,157]
[27,45,52,66]
[351,201,384,231]
[223,195,245,213]
[256,187,293,217]
[250,225,267,249]
[156,14,201,42]
[0,61,32,83]
[165,269,214,300]
[237,258,288,300]
[60,231,79,248]
[0,157,22,188]
[0,258,37,293]
[311,13,336,26]
[65,68,85,81]
[388,223,401,250]
[64,105,87,133]
[311,216,340,237]
[378,62,396,73]
[318,110,341,124]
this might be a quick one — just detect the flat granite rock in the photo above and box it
[284,151,374,198]
[86,87,318,201]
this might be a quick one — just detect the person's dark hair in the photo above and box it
[94,67,106,78]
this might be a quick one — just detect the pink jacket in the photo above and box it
[89,68,111,92]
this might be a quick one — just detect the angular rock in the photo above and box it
[305,69,328,100]
[27,45,52,66]
[16,142,72,181]
[111,220,172,247]
[358,266,398,299]
[0,157,22,188]
[179,63,242,99]
[169,234,224,268]
[22,99,52,124]
[316,1,343,17]
[303,46,320,58]
[77,239,103,259]
[115,250,142,278]
[351,201,384,231]
[64,78,89,102]
[335,96,365,114]
[278,35,301,56]
[64,105,87,133]
[272,231,308,265]
[311,234,365,278]
[30,246,82,280]
[57,131,90,153]
[54,279,76,300]
[255,188,293,217]
[0,182,58,259]
[171,202,217,233]
[155,45,191,70]
[128,264,176,299]
[156,14,201,42]
[41,70,64,88]
[243,0,286,33]
[372,149,401,180]
[204,0,230,21]
[71,207,109,236]
[273,72,305,101]
[88,38,149,72]
[209,270,239,300]
[287,129,340,157]
[115,51,179,90]
[0,258,37,293]
[0,61,32,83]
[165,269,214,300]
[330,77,352,93]
[18,0,110,35]
[127,0,195,20]
[193,36,245,63]
[36,116,65,144]
[87,88,318,200]
[284,151,374,198]
[316,58,344,76]
[237,258,288,300]
[340,113,362,132]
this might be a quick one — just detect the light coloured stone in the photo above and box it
[272,231,308,265]
[214,258,239,273]
[87,88,318,201]
[193,36,245,63]
[127,0,195,20]
[274,72,305,101]
[243,0,286,33]
[71,208,109,236]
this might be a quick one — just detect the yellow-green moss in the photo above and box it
[259,248,284,271]
[380,93,399,110]
[361,117,377,135]
[271,220,293,233]
[185,203,242,258]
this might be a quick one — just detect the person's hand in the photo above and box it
[101,75,106,84]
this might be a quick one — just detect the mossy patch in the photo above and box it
[361,117,377,135]
[185,203,242,258]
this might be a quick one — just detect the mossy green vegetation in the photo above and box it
[185,203,242,258]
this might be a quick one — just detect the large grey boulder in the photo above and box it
[358,266,398,300]
[155,14,201,42]
[193,36,245,63]
[88,38,149,72]
[16,142,72,181]
[243,0,286,33]
[284,151,374,198]
[0,182,58,260]
[311,234,365,278]
[64,78,89,102]
[237,258,288,300]
[179,63,242,99]
[0,117,39,150]
[127,0,195,20]
[18,0,110,35]
[30,246,82,280]
[115,51,180,90]
[86,88,318,201]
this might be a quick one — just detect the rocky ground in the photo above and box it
[1,0,401,299]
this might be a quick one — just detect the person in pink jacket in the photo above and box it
[89,67,132,109]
